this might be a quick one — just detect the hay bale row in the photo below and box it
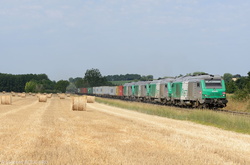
[87,96,95,103]
[72,97,87,111]
[39,95,47,102]
[17,93,26,97]
[1,95,12,105]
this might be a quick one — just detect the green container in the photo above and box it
[123,86,128,96]
[87,87,93,94]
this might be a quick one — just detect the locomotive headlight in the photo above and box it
[202,94,208,97]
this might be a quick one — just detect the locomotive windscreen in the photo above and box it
[205,79,222,89]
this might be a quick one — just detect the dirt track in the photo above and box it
[0,94,250,165]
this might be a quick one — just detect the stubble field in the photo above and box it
[0,94,250,165]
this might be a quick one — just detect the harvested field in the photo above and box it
[0,94,249,164]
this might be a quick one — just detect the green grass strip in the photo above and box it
[96,97,250,135]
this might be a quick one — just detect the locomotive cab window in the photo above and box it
[205,79,222,89]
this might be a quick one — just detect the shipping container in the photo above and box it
[83,88,88,94]
[116,86,123,96]
[108,86,116,96]
[80,88,85,94]
[101,86,109,95]
[95,87,103,95]
[93,87,97,94]
[87,87,93,94]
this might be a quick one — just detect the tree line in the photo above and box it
[223,72,250,101]
[0,73,69,93]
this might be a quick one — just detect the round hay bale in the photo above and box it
[21,93,26,98]
[2,91,6,94]
[59,94,65,99]
[11,92,15,97]
[47,93,52,98]
[87,96,95,103]
[1,95,12,105]
[72,97,87,111]
[67,94,70,97]
[39,95,47,102]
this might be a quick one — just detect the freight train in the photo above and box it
[77,74,228,109]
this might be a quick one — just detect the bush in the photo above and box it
[232,88,250,101]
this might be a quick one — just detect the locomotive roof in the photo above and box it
[134,81,150,85]
[173,75,222,82]
[123,82,136,86]
[161,78,174,83]
[149,78,174,84]
[150,80,162,84]
[123,75,222,85]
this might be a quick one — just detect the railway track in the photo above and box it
[95,96,250,117]
[215,109,250,116]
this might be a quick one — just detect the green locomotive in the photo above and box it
[171,75,227,108]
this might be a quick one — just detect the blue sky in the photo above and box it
[0,0,249,81]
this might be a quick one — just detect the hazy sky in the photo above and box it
[0,0,249,81]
